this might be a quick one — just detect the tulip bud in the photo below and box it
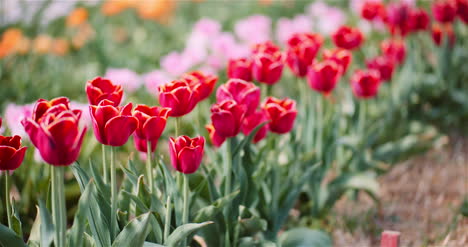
[382,2,411,36]
[431,23,456,46]
[169,135,205,174]
[133,104,171,153]
[158,80,199,117]
[205,124,226,148]
[286,32,323,77]
[361,1,384,21]
[332,26,364,50]
[182,71,218,102]
[86,77,123,106]
[366,56,395,82]
[22,97,86,166]
[262,97,297,134]
[210,100,246,138]
[252,41,285,85]
[351,69,382,99]
[381,39,406,64]
[307,60,341,95]
[90,100,138,146]
[241,111,269,143]
[432,0,458,23]
[322,48,352,75]
[228,57,253,81]
[0,135,27,171]
[216,79,261,115]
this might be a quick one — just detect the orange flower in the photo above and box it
[72,23,95,49]
[0,28,23,58]
[66,7,89,27]
[136,0,175,24]
[33,35,53,54]
[16,37,31,55]
[101,0,135,16]
[51,38,70,56]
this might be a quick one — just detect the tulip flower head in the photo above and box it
[262,97,297,134]
[241,111,269,143]
[431,23,456,46]
[216,79,261,115]
[158,79,199,117]
[90,100,138,147]
[307,60,341,95]
[182,71,218,102]
[210,100,247,138]
[366,56,395,82]
[0,119,27,171]
[382,2,411,36]
[205,124,226,148]
[332,26,364,50]
[432,0,458,23]
[227,57,253,81]
[169,135,205,174]
[361,1,384,21]
[351,69,382,99]
[381,39,406,64]
[251,41,285,85]
[408,9,430,32]
[457,0,468,23]
[133,104,171,153]
[322,48,352,75]
[86,77,123,106]
[22,97,86,166]
[286,32,323,77]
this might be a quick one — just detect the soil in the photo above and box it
[332,137,468,247]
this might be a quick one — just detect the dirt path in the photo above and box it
[332,137,468,247]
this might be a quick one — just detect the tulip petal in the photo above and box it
[178,146,203,174]
[104,116,138,146]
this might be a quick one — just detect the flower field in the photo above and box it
[0,0,467,246]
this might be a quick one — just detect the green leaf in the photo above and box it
[28,207,41,244]
[165,222,213,247]
[143,242,165,247]
[71,162,91,192]
[0,223,27,247]
[38,199,54,247]
[233,122,268,157]
[112,212,152,247]
[83,180,112,247]
[68,177,94,247]
[194,190,239,223]
[279,228,332,247]
[11,199,23,237]
[239,216,267,235]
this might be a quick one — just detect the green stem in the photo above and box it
[163,196,172,242]
[4,172,12,230]
[316,95,324,160]
[182,174,189,246]
[52,166,66,247]
[110,146,117,240]
[146,141,153,193]
[224,140,233,247]
[102,145,108,184]
[175,118,181,137]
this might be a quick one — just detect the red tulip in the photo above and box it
[286,33,323,77]
[361,1,384,21]
[228,57,253,81]
[262,97,297,134]
[205,124,226,148]
[332,26,364,50]
[158,80,199,117]
[252,41,285,85]
[457,0,468,23]
[307,60,341,95]
[133,104,171,153]
[90,100,138,146]
[0,135,27,171]
[182,71,218,102]
[210,100,246,138]
[432,0,458,23]
[241,111,268,143]
[366,56,395,82]
[22,97,86,166]
[169,135,205,174]
[382,2,411,36]
[351,69,382,99]
[381,39,406,64]
[322,48,352,74]
[431,23,456,46]
[86,77,123,106]
[216,79,260,115]
[408,9,430,32]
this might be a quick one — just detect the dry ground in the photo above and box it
[332,137,468,247]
